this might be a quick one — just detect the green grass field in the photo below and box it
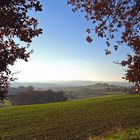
[0,94,140,140]
[88,128,140,140]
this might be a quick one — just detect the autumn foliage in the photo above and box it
[67,0,140,91]
[0,0,42,100]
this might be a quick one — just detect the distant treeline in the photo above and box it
[65,83,130,100]
[66,88,127,100]
[9,86,67,105]
[8,83,133,106]
[8,86,35,95]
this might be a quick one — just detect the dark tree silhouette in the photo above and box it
[67,0,140,91]
[0,0,42,100]
[9,89,67,105]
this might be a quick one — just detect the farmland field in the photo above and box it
[0,94,140,140]
[88,128,140,140]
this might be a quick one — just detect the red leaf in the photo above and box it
[86,36,93,43]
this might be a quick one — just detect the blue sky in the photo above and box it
[12,0,130,82]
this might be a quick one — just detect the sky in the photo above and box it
[12,0,131,82]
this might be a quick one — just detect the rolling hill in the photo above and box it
[0,94,140,140]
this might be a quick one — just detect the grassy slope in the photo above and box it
[0,94,140,140]
[88,128,140,140]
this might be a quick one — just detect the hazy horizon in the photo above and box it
[13,80,129,83]
[11,80,132,88]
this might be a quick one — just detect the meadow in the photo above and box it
[0,94,140,140]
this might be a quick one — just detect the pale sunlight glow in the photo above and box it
[12,61,91,82]
[11,59,124,82]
